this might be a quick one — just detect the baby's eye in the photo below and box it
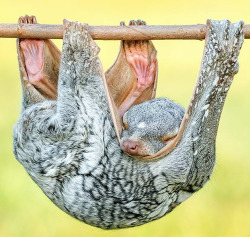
[162,134,177,143]
[162,135,172,143]
[123,121,129,130]
[122,111,129,130]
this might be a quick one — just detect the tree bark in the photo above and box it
[0,23,249,40]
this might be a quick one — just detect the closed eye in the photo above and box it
[122,111,129,130]
[162,135,171,143]
[123,122,128,130]
[162,134,176,143]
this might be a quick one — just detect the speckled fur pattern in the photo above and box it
[13,20,244,229]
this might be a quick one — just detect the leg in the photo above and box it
[20,38,57,98]
[119,22,157,117]
[17,15,61,109]
[55,20,101,129]
[105,20,158,139]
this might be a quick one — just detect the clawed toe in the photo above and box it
[63,20,92,51]
[128,19,146,26]
[120,19,147,27]
[18,15,37,24]
[136,19,146,25]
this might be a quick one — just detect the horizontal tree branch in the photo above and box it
[0,23,249,40]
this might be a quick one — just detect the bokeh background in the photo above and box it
[0,0,250,236]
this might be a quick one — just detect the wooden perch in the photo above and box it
[0,23,250,40]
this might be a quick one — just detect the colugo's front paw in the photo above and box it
[206,19,244,76]
[207,20,244,55]
[63,20,99,58]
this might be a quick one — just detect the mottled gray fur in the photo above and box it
[121,98,185,155]
[13,20,244,229]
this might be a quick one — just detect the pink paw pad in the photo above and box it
[20,39,45,85]
[125,42,157,96]
[20,39,56,98]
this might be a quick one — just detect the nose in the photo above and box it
[121,140,139,155]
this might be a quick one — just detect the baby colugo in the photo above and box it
[121,98,185,157]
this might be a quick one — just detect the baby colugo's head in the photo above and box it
[121,98,185,157]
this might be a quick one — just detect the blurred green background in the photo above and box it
[1,0,250,236]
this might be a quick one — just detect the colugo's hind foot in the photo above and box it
[118,20,157,117]
[18,15,57,99]
[124,40,157,95]
[124,20,157,92]
[20,40,45,85]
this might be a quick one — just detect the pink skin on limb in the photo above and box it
[20,39,56,98]
[118,44,157,118]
